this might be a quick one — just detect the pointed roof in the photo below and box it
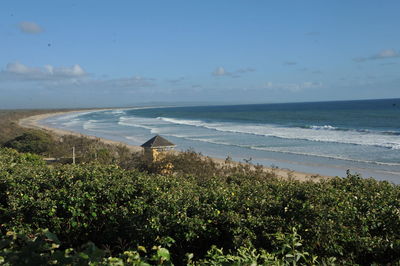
[141,135,175,148]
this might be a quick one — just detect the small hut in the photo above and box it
[141,135,175,162]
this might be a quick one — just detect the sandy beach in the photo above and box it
[19,110,330,182]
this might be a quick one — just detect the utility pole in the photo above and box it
[72,146,76,164]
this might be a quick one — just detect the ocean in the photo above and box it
[42,98,400,183]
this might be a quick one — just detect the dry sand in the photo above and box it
[19,110,330,182]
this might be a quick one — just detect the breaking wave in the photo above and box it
[156,117,400,150]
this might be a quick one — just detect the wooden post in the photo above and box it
[72,146,75,164]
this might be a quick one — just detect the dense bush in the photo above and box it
[0,147,399,265]
[0,110,135,167]
[0,229,174,265]
[4,131,53,155]
[1,227,332,265]
[50,134,134,166]
[0,110,55,146]
[132,149,275,181]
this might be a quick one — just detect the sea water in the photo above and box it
[42,99,400,183]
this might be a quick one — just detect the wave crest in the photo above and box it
[156,117,400,150]
[307,125,338,130]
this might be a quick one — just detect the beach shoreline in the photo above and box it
[18,110,330,181]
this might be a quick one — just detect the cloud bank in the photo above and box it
[264,81,322,92]
[1,62,86,81]
[0,62,156,92]
[354,49,400,62]
[212,66,255,77]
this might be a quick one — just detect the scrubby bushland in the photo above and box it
[131,149,275,181]
[3,130,134,166]
[0,110,134,167]
[48,134,134,167]
[1,227,331,265]
[0,110,46,145]
[1,148,399,265]
[4,131,53,155]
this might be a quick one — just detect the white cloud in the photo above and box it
[212,66,255,77]
[18,21,43,34]
[263,81,322,92]
[56,64,86,77]
[378,49,398,58]
[44,75,156,91]
[6,62,33,74]
[2,62,87,81]
[212,66,227,76]
[0,62,157,93]
[284,61,297,66]
[354,49,400,62]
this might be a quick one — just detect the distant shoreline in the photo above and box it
[18,110,143,153]
[18,109,331,182]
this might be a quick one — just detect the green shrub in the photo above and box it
[0,229,173,265]
[136,149,276,183]
[4,131,53,155]
[0,147,399,265]
[1,228,337,265]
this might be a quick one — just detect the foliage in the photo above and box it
[0,229,173,265]
[134,149,275,182]
[0,110,54,146]
[0,227,337,266]
[50,134,134,167]
[0,147,399,265]
[4,131,53,155]
[0,110,135,167]
[196,227,324,265]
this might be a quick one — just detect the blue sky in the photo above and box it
[1,1,399,108]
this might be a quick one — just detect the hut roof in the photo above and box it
[141,135,175,148]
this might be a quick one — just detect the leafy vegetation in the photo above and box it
[0,110,61,146]
[4,131,53,155]
[1,227,333,265]
[0,147,399,265]
[133,149,275,181]
[0,110,135,167]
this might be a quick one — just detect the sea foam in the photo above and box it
[156,117,400,150]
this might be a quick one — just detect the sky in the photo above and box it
[1,1,399,108]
